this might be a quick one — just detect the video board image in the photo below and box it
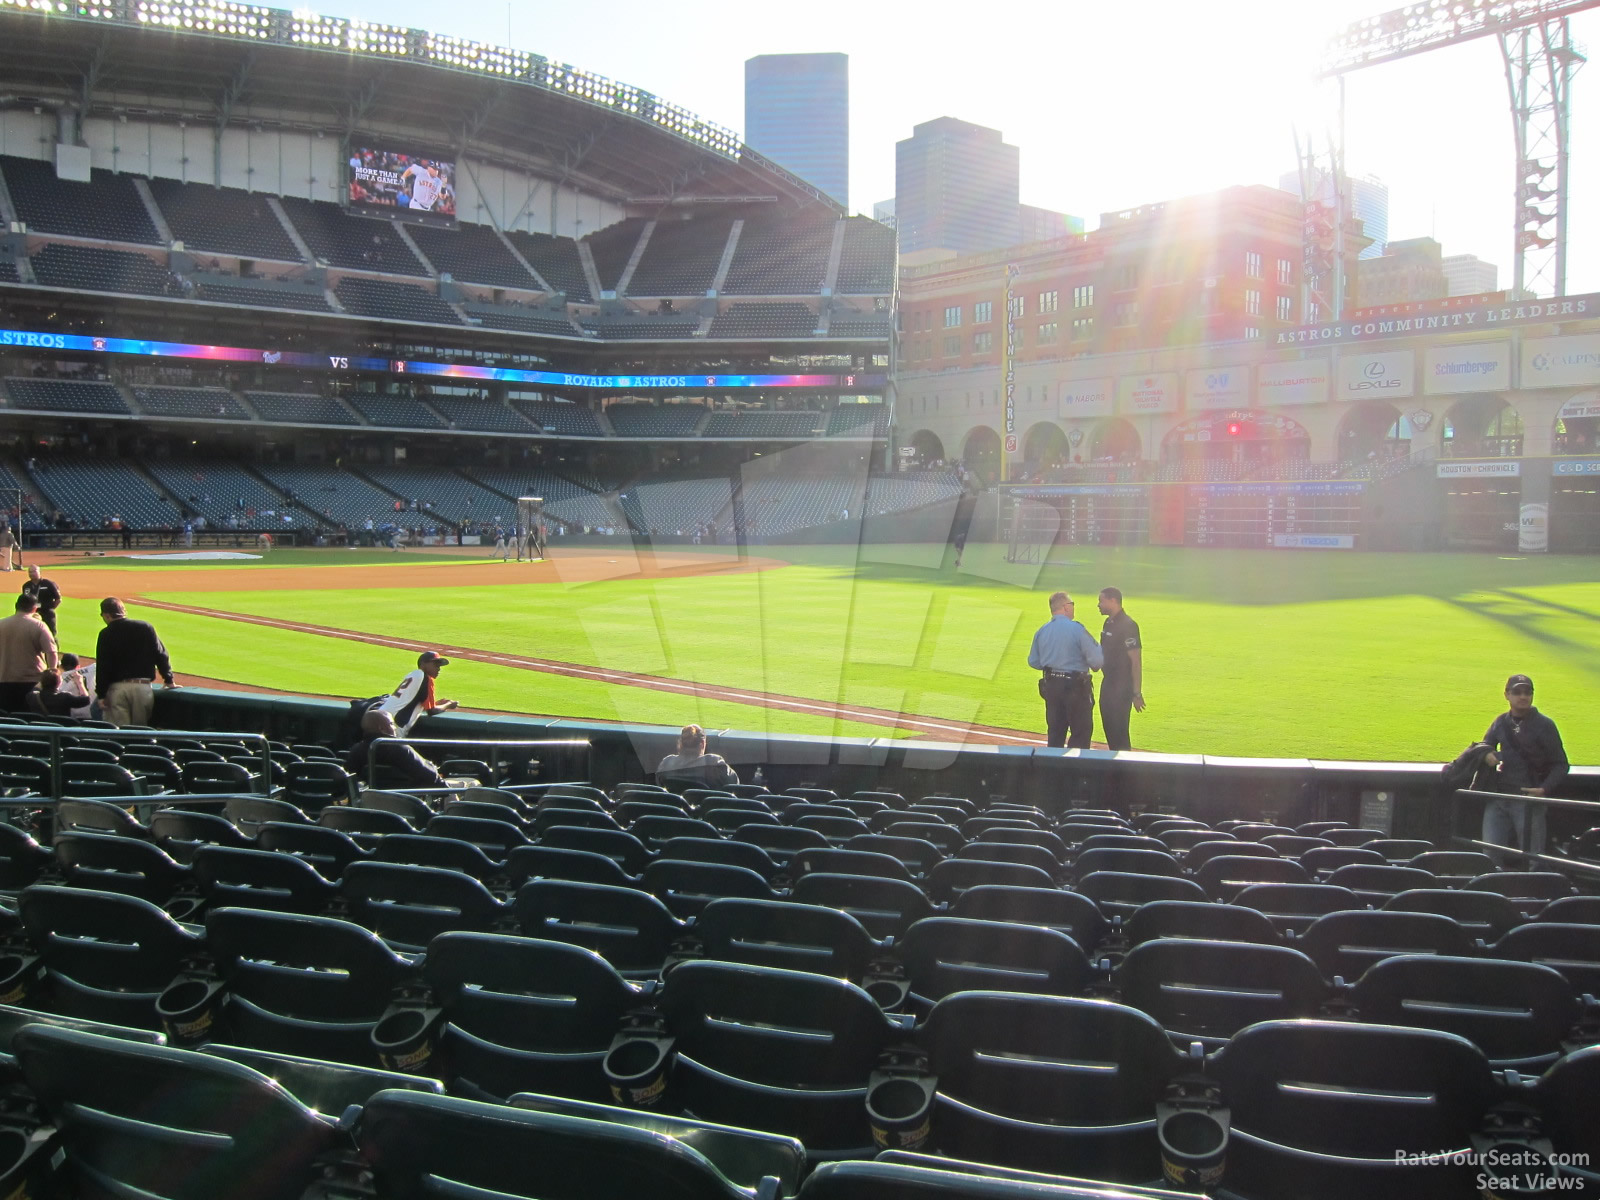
[348,146,457,223]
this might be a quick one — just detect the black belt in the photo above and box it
[1043,670,1088,680]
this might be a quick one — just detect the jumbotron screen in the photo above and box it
[347,145,457,226]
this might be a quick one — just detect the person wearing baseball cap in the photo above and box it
[1480,673,1567,866]
[371,649,459,736]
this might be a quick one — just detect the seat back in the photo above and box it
[504,845,636,887]
[513,880,682,974]
[1123,900,1280,947]
[900,917,1090,1001]
[927,858,1055,903]
[1231,883,1363,935]
[372,833,505,880]
[657,836,779,880]
[956,842,1062,877]
[843,835,945,877]
[1071,847,1181,879]
[1075,870,1207,919]
[1193,854,1309,900]
[425,815,529,856]
[224,796,311,838]
[256,822,366,880]
[791,872,936,940]
[1324,864,1438,902]
[192,845,338,914]
[1299,910,1475,981]
[539,825,653,875]
[54,832,188,903]
[61,761,142,798]
[14,1025,337,1200]
[949,884,1108,947]
[55,797,149,838]
[1383,888,1522,940]
[150,809,253,863]
[1115,938,1326,1045]
[284,760,355,808]
[695,897,880,982]
[358,790,435,823]
[791,847,915,882]
[640,860,774,919]
[341,861,502,948]
[731,823,830,865]
[1485,922,1600,994]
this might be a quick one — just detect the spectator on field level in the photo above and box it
[0,594,57,711]
[21,564,61,639]
[49,653,93,720]
[656,724,739,787]
[1097,587,1145,752]
[95,597,177,726]
[1480,674,1568,866]
[375,650,458,735]
[347,708,445,788]
[0,523,14,571]
[1027,591,1102,749]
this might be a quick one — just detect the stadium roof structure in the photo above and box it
[0,0,841,213]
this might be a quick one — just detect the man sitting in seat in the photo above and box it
[656,724,739,788]
[345,709,444,789]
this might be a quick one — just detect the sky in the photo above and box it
[309,0,1600,295]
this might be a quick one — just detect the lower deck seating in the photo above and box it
[31,453,186,528]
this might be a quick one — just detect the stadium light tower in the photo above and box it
[1321,0,1600,298]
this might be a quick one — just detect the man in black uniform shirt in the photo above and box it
[20,565,61,639]
[1097,587,1144,752]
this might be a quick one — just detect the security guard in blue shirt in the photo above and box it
[1027,591,1104,748]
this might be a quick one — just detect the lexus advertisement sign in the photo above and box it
[1335,351,1415,401]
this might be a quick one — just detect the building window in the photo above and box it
[1007,296,1025,318]
[1072,284,1094,308]
[973,331,993,353]
[1245,251,1263,279]
[944,306,962,328]
[1307,301,1321,322]
[1072,316,1094,339]
[1113,301,1138,326]
[1038,322,1059,344]
[1244,327,1261,340]
[1276,294,1293,321]
[1117,264,1139,291]
[943,335,960,356]
[974,300,992,324]
[1244,289,1261,316]
[1277,258,1293,287]
[1038,290,1058,313]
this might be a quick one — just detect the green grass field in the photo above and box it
[51,543,1600,762]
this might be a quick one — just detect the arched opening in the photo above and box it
[908,429,946,466]
[1160,410,1311,465]
[1022,422,1069,474]
[962,425,1002,487]
[1336,402,1412,464]
[1441,396,1522,458]
[1090,417,1142,463]
[1553,393,1600,455]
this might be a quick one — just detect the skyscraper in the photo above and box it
[1278,169,1390,260]
[744,53,848,207]
[896,117,1020,255]
[1442,254,1499,297]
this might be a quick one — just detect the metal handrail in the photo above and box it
[365,736,589,790]
[1449,787,1600,880]
[0,722,274,799]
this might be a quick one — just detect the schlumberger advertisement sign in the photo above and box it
[1275,294,1596,346]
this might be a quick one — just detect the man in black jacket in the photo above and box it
[1480,673,1568,865]
[20,565,61,639]
[94,597,178,726]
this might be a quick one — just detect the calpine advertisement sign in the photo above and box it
[1257,357,1330,406]
[1185,365,1250,410]
[1117,373,1179,415]
[1522,335,1600,389]
[1423,341,1510,395]
[1058,378,1114,419]
[1336,350,1415,401]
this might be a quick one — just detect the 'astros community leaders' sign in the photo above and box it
[1275,294,1596,346]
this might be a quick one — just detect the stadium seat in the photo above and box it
[791,872,937,940]
[694,897,884,984]
[1071,847,1182,879]
[1076,871,1208,920]
[513,880,683,977]
[1383,888,1524,939]
[1485,922,1600,993]
[1184,840,1276,870]
[360,1087,785,1200]
[1294,821,1350,837]
[1231,883,1362,936]
[950,884,1108,946]
[54,797,151,838]
[206,907,412,1064]
[539,826,653,875]
[1157,828,1225,853]
[1192,854,1310,900]
[1210,1019,1497,1200]
[19,884,201,1027]
[1465,871,1575,917]
[1348,954,1579,1069]
[732,823,830,865]
[1123,900,1280,946]
[150,809,254,863]
[419,931,642,1101]
[341,862,506,950]
[792,846,916,882]
[844,834,945,876]
[1323,863,1438,905]
[794,815,873,845]
[619,799,693,824]
[1322,828,1388,846]
[979,826,1069,860]
[224,796,311,838]
[1226,823,1293,840]
[503,845,636,887]
[1362,838,1435,863]
[0,755,50,796]
[956,842,1062,877]
[358,790,435,824]
[658,836,781,880]
[915,990,1183,1180]
[256,821,368,880]
[1075,833,1169,854]
[884,820,967,855]
[1405,850,1496,886]
[629,814,722,850]
[1297,909,1475,980]
[184,760,261,795]
[53,832,192,907]
[283,761,355,810]
[1531,1044,1600,1190]
[532,807,618,834]
[640,859,776,919]
[320,806,415,846]
[13,1025,346,1200]
[0,823,51,894]
[1115,938,1326,1049]
[61,761,143,797]
[191,844,341,914]
[900,917,1091,1004]
[425,814,531,857]
[1259,834,1333,857]
[927,858,1055,903]
[1539,896,1600,925]
[652,959,901,1153]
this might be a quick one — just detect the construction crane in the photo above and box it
[1321,0,1600,299]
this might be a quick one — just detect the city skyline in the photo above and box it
[295,0,1598,295]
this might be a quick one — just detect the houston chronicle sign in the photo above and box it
[1275,295,1595,346]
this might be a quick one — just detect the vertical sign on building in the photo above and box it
[1001,263,1020,480]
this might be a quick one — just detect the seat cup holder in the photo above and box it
[0,1124,56,1199]
[155,978,227,1047]
[866,1070,937,1152]
[603,1035,675,1109]
[372,1006,444,1074]
[1157,1099,1230,1191]
[0,953,42,1006]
